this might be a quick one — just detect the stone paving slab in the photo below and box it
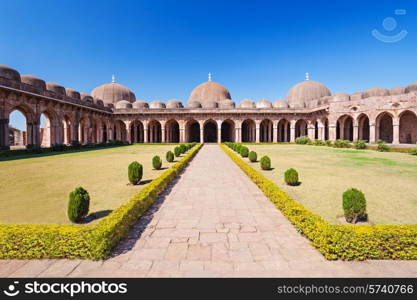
[2,144,417,277]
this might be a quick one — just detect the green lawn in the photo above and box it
[0,145,178,224]
[246,144,417,225]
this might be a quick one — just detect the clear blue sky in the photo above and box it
[2,0,417,129]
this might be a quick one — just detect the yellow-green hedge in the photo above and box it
[0,144,202,260]
[220,144,417,260]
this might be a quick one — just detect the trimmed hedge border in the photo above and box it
[0,144,202,260]
[220,144,417,260]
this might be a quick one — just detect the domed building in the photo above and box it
[1,68,416,149]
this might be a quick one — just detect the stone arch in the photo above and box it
[278,119,290,142]
[7,106,34,149]
[40,109,59,147]
[185,119,200,143]
[114,119,127,142]
[241,119,256,143]
[376,112,393,143]
[62,114,72,145]
[203,119,218,143]
[165,119,180,143]
[79,115,91,144]
[260,119,273,143]
[295,119,308,138]
[130,119,145,143]
[148,119,162,143]
[221,119,235,142]
[399,110,417,144]
[336,115,354,141]
[357,113,370,142]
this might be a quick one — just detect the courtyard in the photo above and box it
[0,144,177,224]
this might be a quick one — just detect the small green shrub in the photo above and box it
[334,139,351,148]
[240,146,249,157]
[166,151,174,162]
[295,136,311,145]
[354,140,367,149]
[152,155,162,170]
[409,148,417,155]
[342,188,367,223]
[325,140,333,147]
[284,168,299,186]
[248,151,257,162]
[174,146,181,157]
[260,156,271,170]
[179,144,187,154]
[67,187,90,223]
[313,139,325,146]
[376,140,390,152]
[128,161,143,185]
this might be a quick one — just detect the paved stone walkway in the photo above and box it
[2,144,417,277]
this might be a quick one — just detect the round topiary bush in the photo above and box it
[376,140,390,152]
[248,151,257,162]
[342,188,367,223]
[240,146,249,158]
[128,161,143,185]
[152,155,162,170]
[260,156,271,170]
[284,168,299,186]
[179,144,187,154]
[166,150,174,162]
[67,187,90,223]
[174,146,181,157]
[295,136,310,144]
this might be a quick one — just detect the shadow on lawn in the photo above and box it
[81,210,113,224]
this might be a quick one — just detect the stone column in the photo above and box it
[353,125,359,141]
[179,124,185,143]
[217,121,222,143]
[369,123,376,144]
[393,121,400,145]
[273,121,278,143]
[317,120,324,140]
[307,124,315,140]
[329,124,337,141]
[290,120,296,143]
[255,123,260,143]
[0,118,10,150]
[339,123,344,140]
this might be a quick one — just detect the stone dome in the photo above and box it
[21,74,46,91]
[149,100,166,109]
[331,92,350,102]
[115,100,133,109]
[239,99,255,108]
[389,87,405,95]
[188,80,231,107]
[0,65,21,82]
[186,101,202,109]
[133,100,149,109]
[95,99,104,106]
[287,79,331,108]
[273,99,288,108]
[46,82,66,96]
[367,87,389,97]
[256,99,272,109]
[219,99,235,108]
[405,82,417,93]
[202,100,218,109]
[166,99,183,109]
[91,79,136,105]
[80,92,94,103]
[66,88,81,100]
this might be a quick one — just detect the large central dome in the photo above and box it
[287,75,331,108]
[91,77,136,105]
[188,78,231,107]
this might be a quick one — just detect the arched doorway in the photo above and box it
[241,119,255,142]
[8,109,29,149]
[323,119,329,140]
[399,110,417,144]
[148,120,162,143]
[130,120,144,143]
[114,120,127,142]
[40,112,55,147]
[221,119,235,142]
[357,114,370,142]
[186,119,200,142]
[62,115,72,145]
[278,119,290,142]
[204,120,217,143]
[295,119,307,138]
[336,115,354,141]
[260,119,273,143]
[376,112,393,143]
[165,119,180,143]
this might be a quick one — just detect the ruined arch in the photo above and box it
[241,119,255,143]
[221,119,235,142]
[203,119,217,143]
[148,120,162,143]
[185,119,200,143]
[336,115,354,141]
[165,119,180,143]
[277,119,290,142]
[399,110,417,144]
[260,119,273,143]
[130,119,144,143]
[295,119,308,138]
[376,112,393,143]
[357,113,370,142]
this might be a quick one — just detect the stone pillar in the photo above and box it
[0,118,10,150]
[290,120,296,143]
[317,120,324,140]
[353,125,359,141]
[200,127,204,143]
[32,120,41,148]
[255,124,260,143]
[339,123,344,140]
[133,125,138,143]
[369,123,376,144]
[307,124,315,140]
[273,121,278,143]
[179,125,185,143]
[393,122,400,145]
[329,124,337,141]
[235,127,240,143]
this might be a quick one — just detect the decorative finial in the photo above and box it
[208,72,212,82]
[305,72,310,81]
[112,74,116,83]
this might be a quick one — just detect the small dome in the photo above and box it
[0,65,21,82]
[66,88,81,100]
[219,99,235,108]
[80,92,94,103]
[350,92,366,101]
[46,82,66,96]
[367,87,389,97]
[186,101,202,108]
[256,99,272,109]
[115,100,133,109]
[287,79,331,108]
[95,99,104,106]
[239,99,255,108]
[202,100,218,109]
[318,95,332,105]
[389,87,405,95]
[91,79,136,105]
[21,74,46,91]
[166,99,183,109]
[405,82,417,93]
[273,99,288,108]
[188,80,231,107]
[132,100,149,109]
[149,100,166,109]
[332,92,350,102]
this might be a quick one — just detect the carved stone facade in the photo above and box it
[0,64,416,150]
